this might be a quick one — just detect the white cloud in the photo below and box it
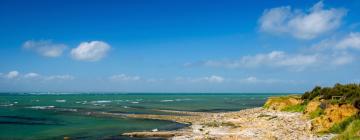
[332,55,354,65]
[187,46,356,71]
[193,51,320,70]
[23,40,67,57]
[109,74,141,81]
[237,76,292,84]
[45,75,74,80]
[24,73,40,78]
[176,75,224,83]
[0,71,75,82]
[203,75,224,83]
[259,1,346,39]
[245,76,257,82]
[71,41,111,61]
[5,71,19,79]
[336,32,360,50]
[310,32,360,65]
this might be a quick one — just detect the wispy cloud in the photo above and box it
[259,1,346,40]
[3,71,20,79]
[336,32,360,50]
[0,71,74,81]
[44,75,75,81]
[109,74,141,81]
[238,76,291,84]
[175,75,225,83]
[71,41,111,61]
[23,40,67,57]
[185,51,323,71]
[23,72,41,79]
[186,31,360,71]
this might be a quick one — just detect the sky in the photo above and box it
[1,0,360,93]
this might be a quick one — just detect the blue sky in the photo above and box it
[1,0,360,93]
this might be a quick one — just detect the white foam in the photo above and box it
[160,100,174,102]
[60,108,78,112]
[131,102,139,104]
[0,104,14,107]
[91,100,112,103]
[56,99,66,103]
[175,98,192,101]
[27,106,55,110]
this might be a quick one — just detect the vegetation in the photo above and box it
[309,107,324,119]
[332,120,360,140]
[329,116,356,133]
[299,83,360,139]
[301,83,360,103]
[281,104,306,112]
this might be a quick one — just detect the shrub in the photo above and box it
[301,83,360,103]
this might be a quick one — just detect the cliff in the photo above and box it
[263,94,359,139]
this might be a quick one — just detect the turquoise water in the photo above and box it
[0,93,286,140]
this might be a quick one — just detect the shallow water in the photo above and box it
[0,93,287,139]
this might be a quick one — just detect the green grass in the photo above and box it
[329,116,356,133]
[263,104,270,109]
[309,107,324,119]
[332,119,360,140]
[281,104,306,112]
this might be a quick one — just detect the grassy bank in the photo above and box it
[264,83,360,140]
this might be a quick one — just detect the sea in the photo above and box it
[0,93,288,140]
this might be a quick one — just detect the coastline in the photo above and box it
[122,107,335,140]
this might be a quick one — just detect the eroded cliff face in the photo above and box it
[264,96,302,111]
[303,98,321,116]
[311,104,357,132]
[264,96,358,133]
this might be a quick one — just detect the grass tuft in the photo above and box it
[281,104,306,112]
[309,107,324,119]
[332,119,360,140]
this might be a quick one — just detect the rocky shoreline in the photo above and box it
[122,107,335,140]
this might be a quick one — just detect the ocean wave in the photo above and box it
[0,104,14,107]
[55,100,66,103]
[131,102,139,104]
[160,100,174,102]
[27,106,55,110]
[175,99,192,101]
[31,99,40,102]
[91,100,112,103]
[58,108,78,112]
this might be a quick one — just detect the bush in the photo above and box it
[301,83,360,103]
